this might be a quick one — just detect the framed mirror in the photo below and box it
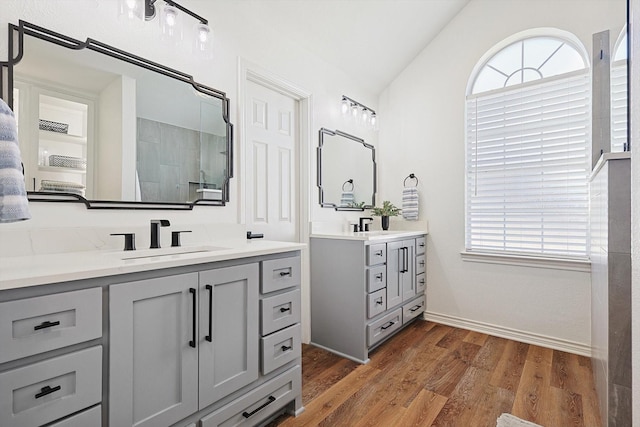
[317,128,376,210]
[0,20,232,209]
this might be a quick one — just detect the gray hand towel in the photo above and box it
[0,98,31,222]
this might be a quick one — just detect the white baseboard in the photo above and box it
[423,311,591,357]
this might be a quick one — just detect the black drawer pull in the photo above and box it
[281,345,293,351]
[279,271,291,277]
[34,320,60,331]
[242,395,276,418]
[420,279,425,284]
[381,321,396,330]
[419,243,425,247]
[376,298,383,305]
[279,306,291,313]
[410,304,423,312]
[375,274,383,280]
[420,261,425,266]
[375,250,383,256]
[189,288,197,348]
[35,385,61,399]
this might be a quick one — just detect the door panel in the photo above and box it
[110,273,199,427]
[386,241,403,309]
[198,264,259,409]
[245,80,298,241]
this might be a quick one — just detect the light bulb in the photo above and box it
[160,4,182,43]
[361,108,369,122]
[341,98,349,115]
[194,22,213,58]
[118,0,144,23]
[370,113,377,127]
[351,104,358,118]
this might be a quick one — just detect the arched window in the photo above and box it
[465,31,590,259]
[611,28,628,152]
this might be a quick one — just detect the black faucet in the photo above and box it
[358,217,373,232]
[150,219,170,249]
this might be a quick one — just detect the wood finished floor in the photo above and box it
[268,320,601,427]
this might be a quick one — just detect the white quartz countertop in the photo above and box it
[310,230,427,241]
[0,239,305,291]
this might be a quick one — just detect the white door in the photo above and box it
[244,80,298,242]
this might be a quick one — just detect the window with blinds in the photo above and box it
[465,35,590,260]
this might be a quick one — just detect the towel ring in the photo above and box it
[342,179,354,191]
[403,173,418,187]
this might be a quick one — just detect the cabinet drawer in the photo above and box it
[48,405,101,427]
[0,288,102,364]
[366,243,386,266]
[201,365,301,427]
[366,265,386,293]
[261,256,301,293]
[416,254,426,275]
[261,324,301,375]
[367,289,387,319]
[261,289,301,335]
[403,295,426,324]
[0,346,102,427]
[415,237,426,255]
[367,308,402,347]
[416,273,426,294]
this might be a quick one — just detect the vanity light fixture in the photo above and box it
[118,0,213,57]
[340,95,377,130]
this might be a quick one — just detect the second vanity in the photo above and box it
[0,239,304,427]
[310,230,427,363]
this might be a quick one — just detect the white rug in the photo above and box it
[496,413,543,427]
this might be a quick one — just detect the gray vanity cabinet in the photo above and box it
[109,263,260,427]
[310,233,426,364]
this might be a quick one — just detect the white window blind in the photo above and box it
[611,60,627,152]
[466,72,591,259]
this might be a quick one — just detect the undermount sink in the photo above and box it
[110,245,228,260]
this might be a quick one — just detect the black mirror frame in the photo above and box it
[0,20,233,209]
[317,127,376,211]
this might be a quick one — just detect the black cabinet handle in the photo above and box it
[279,271,291,277]
[242,395,276,418]
[35,385,61,399]
[34,320,60,331]
[375,273,383,280]
[410,304,423,312]
[420,279,425,284]
[281,345,293,351]
[405,247,410,272]
[189,288,197,348]
[419,261,425,266]
[381,321,396,330]
[205,285,213,342]
[375,250,383,256]
[376,298,383,305]
[279,306,291,313]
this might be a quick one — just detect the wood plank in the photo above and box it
[512,345,554,426]
[394,389,448,426]
[463,330,489,346]
[472,334,508,371]
[548,386,585,427]
[423,341,481,396]
[302,356,359,402]
[431,366,493,426]
[490,339,529,391]
[435,326,470,349]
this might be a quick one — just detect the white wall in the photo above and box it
[0,0,378,232]
[378,0,625,352]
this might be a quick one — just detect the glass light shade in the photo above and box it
[341,98,349,115]
[194,23,213,58]
[361,108,369,122]
[370,113,377,128]
[118,0,144,23]
[160,4,182,43]
[351,104,358,118]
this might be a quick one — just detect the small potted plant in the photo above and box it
[371,201,401,230]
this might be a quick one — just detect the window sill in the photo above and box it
[460,251,591,273]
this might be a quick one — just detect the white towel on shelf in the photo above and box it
[0,98,31,223]
[340,191,355,206]
[402,187,419,220]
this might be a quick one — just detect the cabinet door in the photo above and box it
[109,273,199,427]
[401,239,416,302]
[199,264,259,409]
[386,241,403,309]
